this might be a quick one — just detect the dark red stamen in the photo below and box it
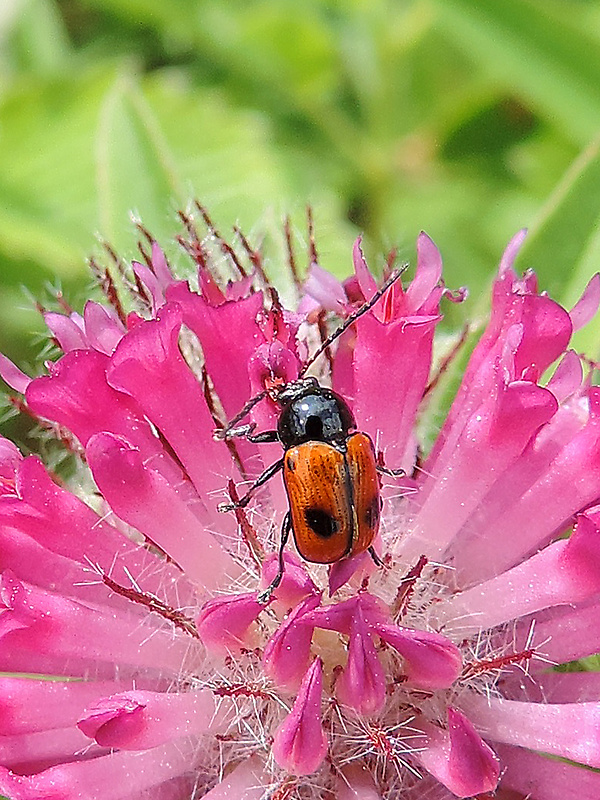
[227,479,265,565]
[462,648,536,679]
[391,555,428,618]
[102,574,199,639]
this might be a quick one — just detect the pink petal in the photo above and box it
[352,236,378,300]
[328,551,372,594]
[1,571,197,674]
[107,303,234,509]
[272,657,327,775]
[167,282,264,418]
[405,379,558,563]
[498,228,527,275]
[336,606,386,716]
[0,437,22,479]
[200,756,267,799]
[3,456,186,606]
[0,678,124,735]
[498,742,600,800]
[425,261,570,479]
[82,300,125,355]
[460,691,600,768]
[0,738,200,800]
[527,597,600,665]
[352,308,439,473]
[436,511,600,635]
[303,262,348,311]
[86,431,236,589]
[303,592,388,635]
[259,551,318,607]
[414,709,500,797]
[404,232,443,311]
[0,726,98,770]
[453,386,600,584]
[132,260,164,311]
[78,689,223,749]
[546,350,583,402]
[374,623,462,690]
[335,763,383,799]
[263,593,320,690]
[0,353,31,393]
[44,311,88,352]
[26,349,157,450]
[150,241,173,289]
[570,272,600,331]
[197,592,265,653]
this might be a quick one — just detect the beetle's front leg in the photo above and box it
[215,422,279,444]
[257,512,292,604]
[218,458,284,512]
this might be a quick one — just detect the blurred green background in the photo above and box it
[3,0,600,371]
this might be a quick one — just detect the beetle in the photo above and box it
[217,268,405,600]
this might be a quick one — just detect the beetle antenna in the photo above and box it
[214,389,269,440]
[298,266,407,378]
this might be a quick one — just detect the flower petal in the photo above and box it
[197,592,265,653]
[336,605,386,716]
[375,623,462,690]
[263,593,320,690]
[414,709,500,798]
[272,657,327,775]
[78,689,225,749]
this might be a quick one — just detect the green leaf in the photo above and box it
[8,0,72,74]
[436,0,600,145]
[513,137,600,356]
[95,72,186,252]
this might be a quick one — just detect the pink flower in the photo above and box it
[1,208,600,799]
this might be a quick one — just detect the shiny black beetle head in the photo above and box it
[276,378,356,450]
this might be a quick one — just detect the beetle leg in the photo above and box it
[257,512,291,604]
[214,422,256,441]
[218,458,284,512]
[368,546,384,567]
[376,464,405,478]
[247,429,279,444]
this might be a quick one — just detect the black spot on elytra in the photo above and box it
[305,507,338,538]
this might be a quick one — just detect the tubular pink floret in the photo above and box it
[107,303,233,506]
[262,593,321,690]
[44,311,88,352]
[0,678,125,735]
[0,737,200,800]
[570,272,600,331]
[414,709,499,797]
[259,551,319,607]
[335,763,383,800]
[460,692,600,769]
[271,657,328,775]
[197,592,266,653]
[0,353,32,393]
[0,571,196,673]
[436,510,600,635]
[374,623,462,690]
[82,300,125,354]
[336,604,386,716]
[86,431,237,589]
[78,689,224,749]
[498,742,600,800]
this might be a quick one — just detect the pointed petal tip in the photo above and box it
[272,657,327,775]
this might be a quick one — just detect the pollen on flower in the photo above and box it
[1,208,600,799]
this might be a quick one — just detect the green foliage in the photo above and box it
[1,0,600,364]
